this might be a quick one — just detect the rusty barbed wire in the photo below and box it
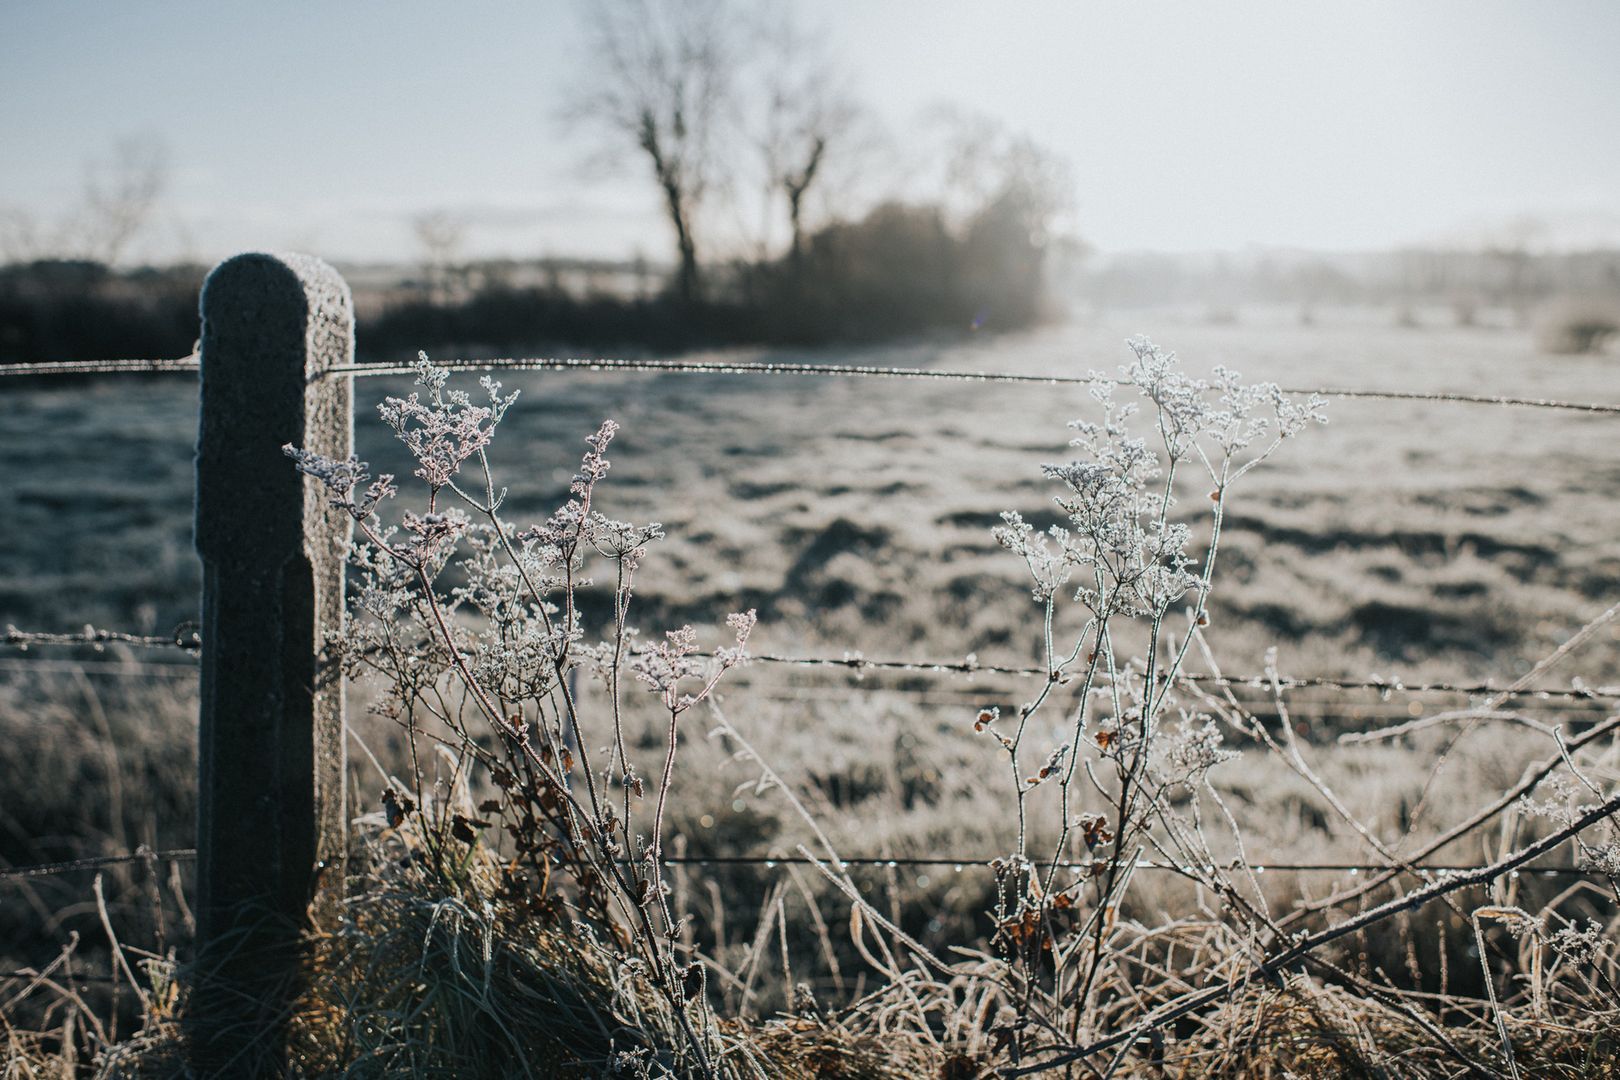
[732,651,1620,701]
[1,969,121,984]
[0,848,196,882]
[0,845,1592,883]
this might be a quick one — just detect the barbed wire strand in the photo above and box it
[661,856,1593,876]
[737,651,1620,699]
[4,624,200,652]
[327,355,1620,415]
[734,681,1612,712]
[5,625,1617,701]
[0,656,1602,724]
[0,849,196,881]
[0,846,1593,883]
[6,354,1620,417]
[2,969,121,984]
[0,356,199,378]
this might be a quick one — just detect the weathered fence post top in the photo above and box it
[192,252,354,1074]
[196,253,354,564]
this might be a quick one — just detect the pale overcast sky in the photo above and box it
[4,1,1619,264]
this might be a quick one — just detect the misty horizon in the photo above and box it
[6,1,1620,268]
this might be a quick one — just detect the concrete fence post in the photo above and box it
[191,252,354,1072]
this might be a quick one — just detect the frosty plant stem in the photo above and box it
[287,353,756,1078]
[983,338,1326,1055]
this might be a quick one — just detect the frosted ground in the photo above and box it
[4,307,1619,993]
[8,306,1615,676]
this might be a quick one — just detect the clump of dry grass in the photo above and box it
[2,1022,76,1080]
[279,823,948,1079]
[0,662,195,1063]
[1130,974,1620,1078]
[79,817,947,1079]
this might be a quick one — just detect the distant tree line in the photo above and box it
[0,260,202,365]
[0,185,1050,365]
[0,177,1053,364]
[366,190,1060,357]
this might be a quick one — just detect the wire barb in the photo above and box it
[0,849,196,882]
[4,623,200,653]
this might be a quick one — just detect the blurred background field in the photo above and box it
[7,306,1620,1022]
[7,307,1619,678]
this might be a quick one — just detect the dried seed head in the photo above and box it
[381,788,415,829]
[1077,812,1114,849]
[682,962,705,1001]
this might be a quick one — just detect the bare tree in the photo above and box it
[411,209,468,304]
[925,106,1073,240]
[573,0,734,303]
[0,135,170,267]
[78,134,169,265]
[748,12,859,264]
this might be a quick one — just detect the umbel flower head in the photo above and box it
[995,337,1326,617]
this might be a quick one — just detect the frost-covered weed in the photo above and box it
[980,337,1327,1054]
[1522,773,1620,883]
[287,353,753,1077]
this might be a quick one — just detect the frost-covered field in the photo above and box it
[5,308,1619,989]
[7,307,1617,679]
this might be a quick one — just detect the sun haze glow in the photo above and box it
[3,0,1619,263]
